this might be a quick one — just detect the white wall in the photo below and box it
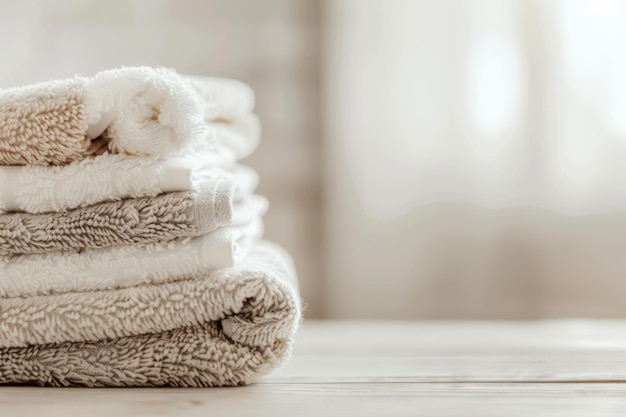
[322,0,626,318]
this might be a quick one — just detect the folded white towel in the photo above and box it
[184,75,260,159]
[0,151,259,214]
[0,217,264,300]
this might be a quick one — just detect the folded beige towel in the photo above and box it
[0,176,267,256]
[0,66,259,166]
[0,242,301,387]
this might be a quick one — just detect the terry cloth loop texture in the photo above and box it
[0,242,301,387]
[0,78,89,166]
[0,67,258,165]
[0,218,265,299]
[0,155,258,215]
[0,177,267,256]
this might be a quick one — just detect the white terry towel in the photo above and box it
[0,154,259,214]
[0,218,264,300]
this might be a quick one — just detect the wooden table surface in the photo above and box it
[3,320,626,416]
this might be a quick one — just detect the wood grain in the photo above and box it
[3,320,626,416]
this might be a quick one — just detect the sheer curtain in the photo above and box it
[322,0,626,318]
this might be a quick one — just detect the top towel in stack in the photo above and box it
[0,67,301,387]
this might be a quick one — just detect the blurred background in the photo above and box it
[2,0,626,319]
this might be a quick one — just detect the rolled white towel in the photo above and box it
[0,66,258,165]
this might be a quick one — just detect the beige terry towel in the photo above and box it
[0,242,301,387]
[0,178,267,256]
[0,66,259,165]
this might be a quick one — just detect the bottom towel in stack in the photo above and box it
[0,242,301,387]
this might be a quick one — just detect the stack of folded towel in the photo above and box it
[0,67,301,387]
